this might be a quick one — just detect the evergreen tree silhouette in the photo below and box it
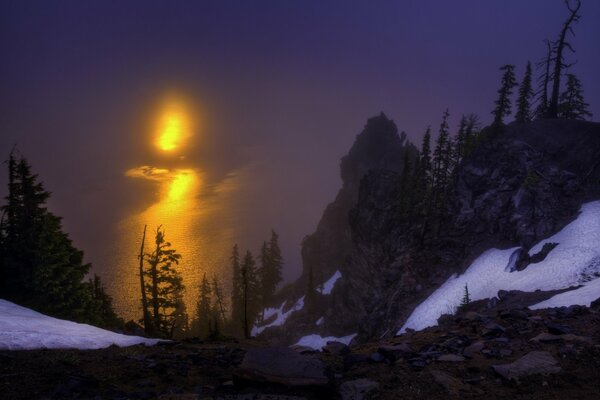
[0,153,114,324]
[516,62,534,122]
[558,73,591,120]
[141,225,186,338]
[492,65,517,127]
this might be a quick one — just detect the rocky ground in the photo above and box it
[1,292,599,400]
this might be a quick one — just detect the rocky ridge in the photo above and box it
[257,117,600,344]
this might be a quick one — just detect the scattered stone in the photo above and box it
[482,322,507,338]
[464,311,483,321]
[408,358,426,370]
[377,343,412,362]
[492,351,561,380]
[233,347,330,387]
[368,352,386,363]
[339,378,378,400]
[323,341,350,356]
[530,333,564,343]
[437,354,465,362]
[463,341,484,358]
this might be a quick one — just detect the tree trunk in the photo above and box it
[548,0,580,118]
[138,225,153,335]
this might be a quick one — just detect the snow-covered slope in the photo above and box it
[399,201,600,334]
[251,296,305,336]
[0,300,161,350]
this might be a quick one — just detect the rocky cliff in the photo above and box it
[258,117,600,345]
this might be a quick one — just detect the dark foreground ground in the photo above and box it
[1,293,599,400]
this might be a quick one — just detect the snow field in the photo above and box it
[399,201,600,334]
[0,300,160,350]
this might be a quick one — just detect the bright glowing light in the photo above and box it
[155,100,192,152]
[166,170,195,201]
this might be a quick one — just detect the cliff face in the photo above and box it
[297,113,416,294]
[260,117,600,344]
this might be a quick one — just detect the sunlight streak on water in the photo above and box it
[109,167,237,321]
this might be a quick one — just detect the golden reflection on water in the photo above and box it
[108,97,234,321]
[110,167,236,321]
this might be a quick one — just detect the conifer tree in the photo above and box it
[212,275,227,328]
[229,244,243,331]
[142,226,186,338]
[558,73,591,120]
[433,109,451,196]
[240,250,260,338]
[257,230,283,312]
[398,155,412,221]
[193,272,212,337]
[535,40,553,119]
[0,153,104,323]
[419,127,433,190]
[515,61,534,122]
[460,283,471,308]
[492,65,517,127]
[87,274,123,329]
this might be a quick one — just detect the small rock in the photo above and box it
[368,352,386,363]
[492,351,561,380]
[463,341,485,358]
[546,323,571,335]
[339,379,378,400]
[409,358,426,370]
[323,341,350,356]
[482,322,507,338]
[530,333,564,343]
[377,343,412,362]
[464,311,483,321]
[437,354,465,362]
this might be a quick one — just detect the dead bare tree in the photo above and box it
[547,0,581,118]
[138,224,153,335]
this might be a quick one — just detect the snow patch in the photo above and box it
[0,299,160,350]
[320,270,342,295]
[316,317,324,326]
[293,333,357,350]
[530,278,600,309]
[399,201,600,334]
[251,296,305,336]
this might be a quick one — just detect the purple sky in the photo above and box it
[1,0,599,282]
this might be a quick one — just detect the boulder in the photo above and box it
[323,341,350,356]
[492,351,561,380]
[233,347,330,387]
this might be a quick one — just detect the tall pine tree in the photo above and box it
[492,64,517,127]
[240,250,260,338]
[141,225,186,338]
[229,244,243,333]
[558,73,592,120]
[0,153,112,324]
[193,272,212,338]
[515,61,534,122]
[257,230,283,312]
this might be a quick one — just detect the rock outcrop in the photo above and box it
[260,117,600,345]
